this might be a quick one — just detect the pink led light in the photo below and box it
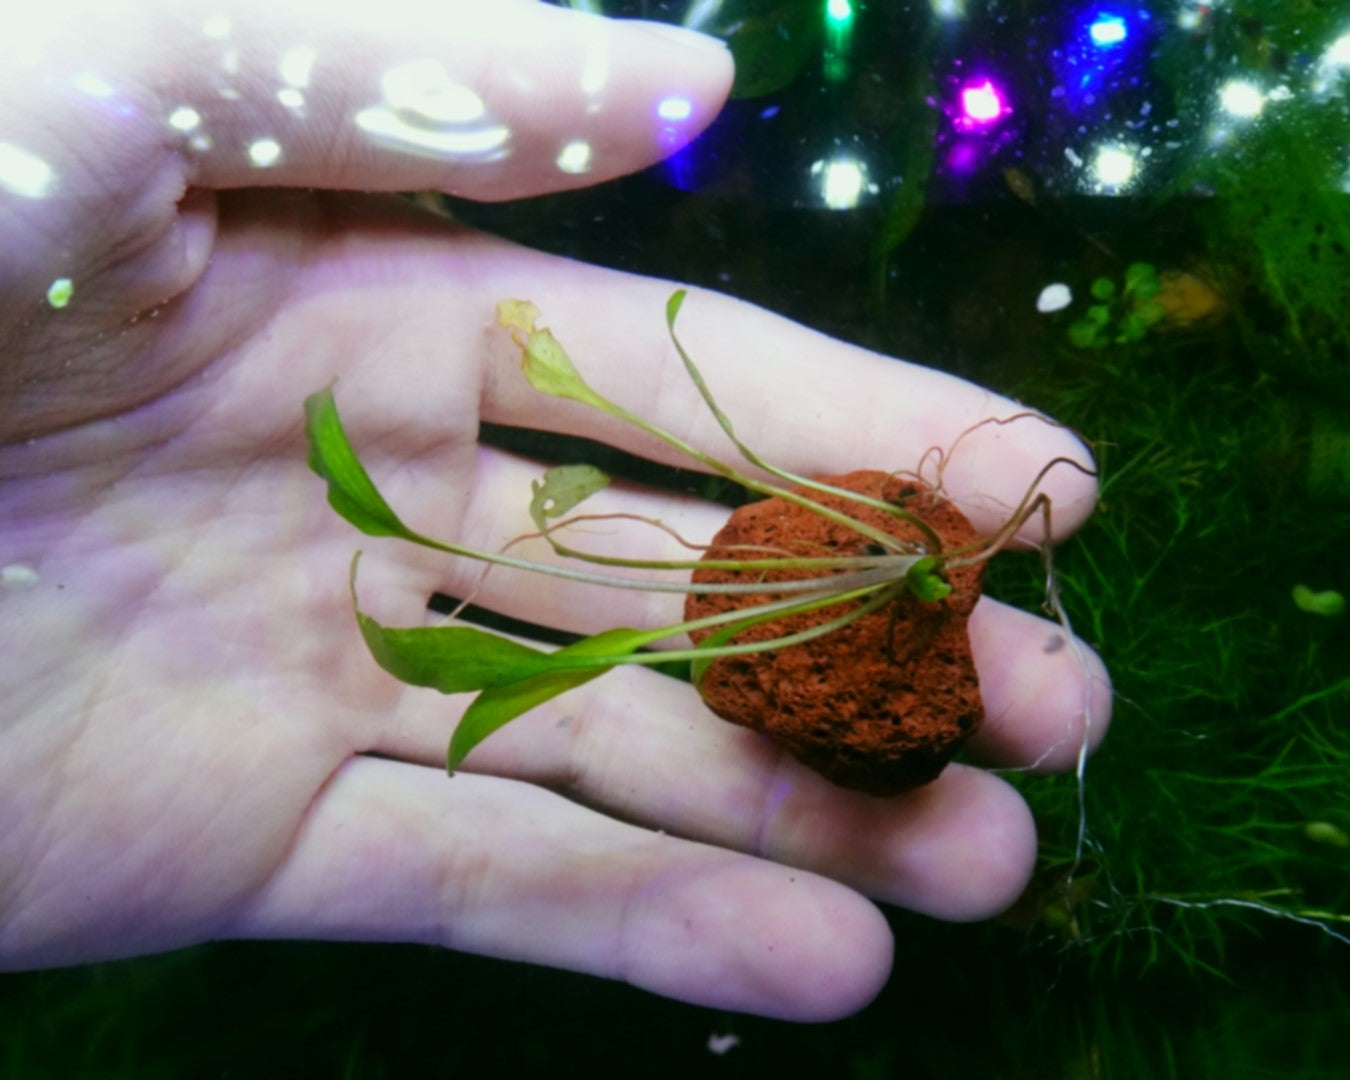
[960,80,1005,124]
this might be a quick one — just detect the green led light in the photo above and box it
[823,0,855,83]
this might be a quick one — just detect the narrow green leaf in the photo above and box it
[304,387,415,540]
[447,627,651,770]
[666,288,688,325]
[528,465,610,534]
[358,615,555,692]
[448,669,609,771]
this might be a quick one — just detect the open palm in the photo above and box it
[0,1,1109,1020]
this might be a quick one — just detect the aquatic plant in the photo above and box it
[305,292,1083,790]
[1067,261,1166,349]
[992,300,1350,971]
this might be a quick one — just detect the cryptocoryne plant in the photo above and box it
[304,292,1083,782]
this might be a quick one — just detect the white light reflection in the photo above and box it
[248,138,282,167]
[168,106,202,132]
[1312,32,1350,96]
[1036,283,1073,313]
[580,39,608,99]
[1327,32,1350,66]
[556,140,592,174]
[73,72,114,98]
[274,46,316,113]
[355,61,509,162]
[202,15,231,39]
[1090,144,1138,191]
[811,155,875,209]
[930,0,967,18]
[0,142,55,198]
[657,97,693,122]
[280,46,316,88]
[683,0,725,31]
[1219,80,1264,119]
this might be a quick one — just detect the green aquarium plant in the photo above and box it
[304,292,1084,786]
[1067,261,1167,350]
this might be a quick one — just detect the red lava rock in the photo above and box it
[685,471,985,796]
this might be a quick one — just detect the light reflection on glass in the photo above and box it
[959,80,1006,125]
[811,155,874,210]
[1090,143,1137,190]
[930,0,967,19]
[1327,32,1350,67]
[1218,80,1264,119]
[682,0,725,31]
[1088,14,1127,47]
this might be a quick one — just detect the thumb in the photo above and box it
[4,0,733,203]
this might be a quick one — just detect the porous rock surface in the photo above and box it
[686,471,985,795]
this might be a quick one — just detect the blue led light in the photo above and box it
[1089,13,1128,47]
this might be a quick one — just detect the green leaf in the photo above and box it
[1124,262,1160,299]
[448,667,609,771]
[304,387,417,540]
[1117,313,1150,343]
[1292,584,1345,617]
[1090,277,1117,301]
[528,465,610,534]
[349,551,563,691]
[905,556,953,601]
[1068,320,1105,349]
[497,300,608,409]
[447,627,652,770]
[358,616,555,693]
[1135,299,1167,327]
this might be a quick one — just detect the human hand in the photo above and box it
[0,0,1109,1020]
